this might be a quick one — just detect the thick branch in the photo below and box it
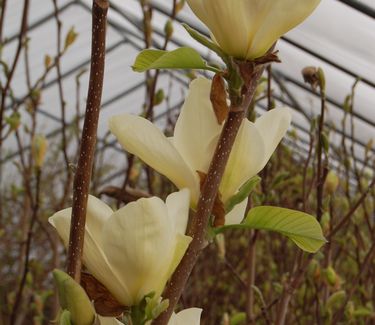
[66,0,108,281]
[152,65,264,325]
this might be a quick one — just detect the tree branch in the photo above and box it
[66,0,109,281]
[152,64,265,325]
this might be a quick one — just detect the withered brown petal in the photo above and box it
[210,74,229,124]
[212,193,226,228]
[80,272,127,317]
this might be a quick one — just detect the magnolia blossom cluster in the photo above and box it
[50,1,321,324]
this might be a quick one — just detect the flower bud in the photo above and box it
[164,20,174,39]
[32,134,48,168]
[324,171,339,194]
[53,269,95,325]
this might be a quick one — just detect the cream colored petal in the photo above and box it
[173,77,223,174]
[169,308,203,325]
[187,0,320,60]
[102,197,176,306]
[186,0,255,59]
[164,234,192,282]
[220,120,265,202]
[98,316,123,325]
[225,198,248,226]
[109,114,197,194]
[254,107,292,169]
[166,189,191,235]
[247,0,321,59]
[49,202,132,306]
[49,208,72,248]
[85,195,113,243]
[142,233,192,302]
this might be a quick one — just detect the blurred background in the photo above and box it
[0,0,374,324]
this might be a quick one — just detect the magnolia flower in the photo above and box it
[186,0,321,60]
[49,189,192,307]
[109,77,291,224]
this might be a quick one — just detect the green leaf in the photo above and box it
[132,47,221,73]
[225,176,261,213]
[230,312,246,325]
[353,307,374,318]
[182,23,228,62]
[216,206,326,253]
[59,310,72,325]
[326,290,346,311]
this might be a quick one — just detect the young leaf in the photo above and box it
[225,176,261,213]
[59,310,73,325]
[182,23,228,62]
[216,206,326,253]
[132,47,220,73]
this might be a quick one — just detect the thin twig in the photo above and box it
[316,82,326,222]
[10,169,41,325]
[328,176,375,239]
[332,241,375,323]
[0,0,29,215]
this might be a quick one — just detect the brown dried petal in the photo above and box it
[210,74,229,124]
[80,272,127,317]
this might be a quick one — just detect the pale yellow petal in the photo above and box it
[225,198,248,225]
[166,189,191,235]
[143,233,192,302]
[187,0,321,60]
[220,120,265,202]
[98,316,123,325]
[164,234,192,282]
[102,197,176,305]
[247,0,321,59]
[186,0,254,59]
[109,114,197,194]
[254,107,292,169]
[85,195,113,243]
[49,208,72,248]
[173,77,223,174]
[49,199,132,306]
[169,308,203,325]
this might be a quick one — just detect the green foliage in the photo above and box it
[59,310,73,325]
[132,47,221,73]
[225,176,261,213]
[182,23,228,62]
[216,206,326,253]
[230,312,246,325]
[5,111,21,130]
[131,292,169,325]
[326,290,346,311]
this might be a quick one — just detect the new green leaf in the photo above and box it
[225,176,261,213]
[132,47,220,73]
[217,206,327,253]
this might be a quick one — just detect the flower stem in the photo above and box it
[66,0,108,281]
[152,63,265,325]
